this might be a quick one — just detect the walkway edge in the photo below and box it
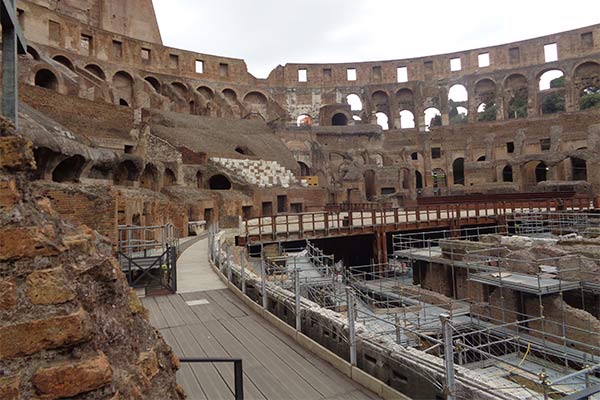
[209,258,410,400]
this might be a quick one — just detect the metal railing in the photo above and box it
[180,357,244,400]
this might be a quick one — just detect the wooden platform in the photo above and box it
[142,289,381,400]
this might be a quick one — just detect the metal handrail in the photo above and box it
[179,358,243,400]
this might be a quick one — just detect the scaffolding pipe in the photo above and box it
[346,287,357,366]
[440,313,456,400]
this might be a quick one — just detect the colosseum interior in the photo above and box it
[2,1,600,399]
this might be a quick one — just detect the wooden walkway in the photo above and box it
[142,289,381,400]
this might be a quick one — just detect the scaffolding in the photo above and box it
[232,211,600,398]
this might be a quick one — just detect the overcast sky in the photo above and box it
[153,0,598,79]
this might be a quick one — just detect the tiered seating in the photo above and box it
[210,158,309,188]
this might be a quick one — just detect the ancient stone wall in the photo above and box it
[0,121,184,399]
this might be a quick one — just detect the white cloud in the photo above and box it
[153,0,598,78]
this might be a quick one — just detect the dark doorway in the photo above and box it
[277,195,288,213]
[262,202,273,216]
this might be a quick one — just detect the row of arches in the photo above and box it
[323,60,600,130]
[33,147,237,192]
[28,49,273,119]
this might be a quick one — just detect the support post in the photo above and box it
[294,267,301,331]
[261,251,267,309]
[440,313,456,400]
[240,252,246,294]
[395,313,401,345]
[346,286,357,366]
[226,245,232,281]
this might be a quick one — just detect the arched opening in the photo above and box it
[535,162,548,183]
[297,114,313,126]
[432,169,447,189]
[52,155,85,183]
[575,62,600,110]
[424,107,442,131]
[477,155,486,162]
[243,91,268,119]
[502,165,513,182]
[33,147,61,180]
[52,55,74,71]
[415,171,424,189]
[375,112,389,130]
[222,88,237,102]
[346,94,363,111]
[235,146,254,156]
[448,84,468,125]
[196,171,203,189]
[209,174,232,190]
[113,71,134,106]
[85,64,105,80]
[452,158,465,185]
[539,70,565,115]
[113,160,139,186]
[171,82,189,99]
[505,74,529,119]
[372,91,390,121]
[332,113,348,126]
[396,88,415,115]
[364,170,376,201]
[475,79,497,121]
[27,46,40,60]
[571,157,587,181]
[197,86,214,100]
[88,165,111,180]
[298,161,311,176]
[144,76,161,92]
[34,69,58,91]
[140,164,160,191]
[164,168,176,186]
[399,110,415,129]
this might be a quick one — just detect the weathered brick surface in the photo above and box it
[0,277,17,311]
[0,136,34,170]
[0,225,63,261]
[0,308,90,359]
[25,267,75,305]
[0,375,20,400]
[32,353,112,399]
[0,178,20,209]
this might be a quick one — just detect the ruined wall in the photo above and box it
[0,122,183,399]
[21,0,163,44]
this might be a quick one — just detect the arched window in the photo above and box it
[571,157,587,181]
[332,113,348,126]
[297,114,313,126]
[35,69,58,91]
[448,84,468,125]
[53,55,74,71]
[424,108,441,131]
[399,110,415,129]
[209,174,232,190]
[298,161,311,176]
[452,158,465,185]
[535,162,548,183]
[85,64,106,80]
[144,76,161,92]
[346,94,363,111]
[415,171,423,189]
[375,112,389,130]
